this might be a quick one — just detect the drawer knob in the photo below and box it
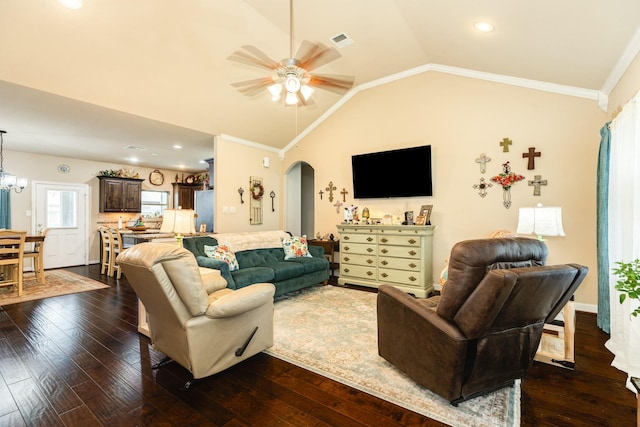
[367,237,373,242]
[381,248,388,254]
[408,239,417,244]
[344,246,350,251]
[381,260,388,265]
[366,271,374,276]
[367,259,374,264]
[380,238,388,243]
[344,236,350,240]
[381,272,388,278]
[408,263,417,268]
[408,250,417,256]
[367,248,374,253]
[344,268,350,273]
[344,257,350,262]
[409,276,417,281]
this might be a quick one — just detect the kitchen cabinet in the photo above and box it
[98,176,144,213]
[172,182,204,209]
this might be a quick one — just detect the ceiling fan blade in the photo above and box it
[294,40,320,65]
[308,73,355,94]
[297,43,342,71]
[228,45,279,71]
[231,77,274,96]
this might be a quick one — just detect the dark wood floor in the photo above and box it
[0,265,637,426]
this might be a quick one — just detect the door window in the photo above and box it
[46,190,77,228]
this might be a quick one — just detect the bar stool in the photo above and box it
[108,228,124,279]
[98,226,112,275]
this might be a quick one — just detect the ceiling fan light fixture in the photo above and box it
[285,91,298,106]
[300,84,315,101]
[285,74,301,93]
[268,83,282,101]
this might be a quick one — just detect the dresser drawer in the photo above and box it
[341,264,377,280]
[341,242,376,255]
[378,245,420,259]
[341,233,376,244]
[341,253,377,267]
[378,235,420,247]
[379,268,422,287]
[379,256,421,271]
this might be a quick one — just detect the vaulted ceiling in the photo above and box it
[1,0,639,171]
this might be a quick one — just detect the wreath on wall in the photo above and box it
[251,183,265,201]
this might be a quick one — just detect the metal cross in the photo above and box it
[318,189,324,200]
[475,153,491,174]
[499,138,512,152]
[333,200,343,213]
[522,147,541,170]
[340,188,349,202]
[473,177,492,197]
[325,181,337,202]
[528,175,547,196]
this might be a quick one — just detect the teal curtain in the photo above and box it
[596,122,611,333]
[0,189,10,229]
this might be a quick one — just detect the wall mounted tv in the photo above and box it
[351,145,433,199]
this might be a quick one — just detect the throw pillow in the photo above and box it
[282,235,313,260]
[203,244,239,271]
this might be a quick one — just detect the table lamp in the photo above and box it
[516,204,565,241]
[160,209,196,245]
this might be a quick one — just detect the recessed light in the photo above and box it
[474,21,494,33]
[58,0,82,9]
[173,145,183,149]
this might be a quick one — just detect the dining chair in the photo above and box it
[0,230,27,296]
[23,228,48,284]
[98,226,112,275]
[108,228,124,279]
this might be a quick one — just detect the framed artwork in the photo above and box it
[416,215,427,226]
[420,205,433,223]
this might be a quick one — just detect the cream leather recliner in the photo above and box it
[117,243,275,388]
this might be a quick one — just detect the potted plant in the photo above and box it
[612,259,640,317]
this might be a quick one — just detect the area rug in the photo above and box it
[266,285,520,427]
[0,270,109,306]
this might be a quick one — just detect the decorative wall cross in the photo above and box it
[499,138,513,152]
[325,181,337,202]
[340,188,349,202]
[333,200,343,213]
[522,147,541,170]
[318,189,324,200]
[475,153,491,174]
[473,177,492,197]
[528,175,547,196]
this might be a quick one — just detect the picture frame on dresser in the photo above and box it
[416,216,427,226]
[420,205,433,223]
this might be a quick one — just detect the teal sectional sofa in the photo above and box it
[183,231,329,298]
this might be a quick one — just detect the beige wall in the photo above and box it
[214,136,282,233]
[284,71,606,307]
[608,52,640,120]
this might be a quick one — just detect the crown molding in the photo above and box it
[600,26,640,97]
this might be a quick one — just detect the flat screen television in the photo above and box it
[351,145,433,199]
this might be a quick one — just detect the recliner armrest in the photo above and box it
[205,283,275,318]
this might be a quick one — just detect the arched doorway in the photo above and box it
[285,161,315,237]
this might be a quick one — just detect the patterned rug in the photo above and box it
[266,285,520,427]
[0,270,108,306]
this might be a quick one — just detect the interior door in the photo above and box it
[33,181,89,269]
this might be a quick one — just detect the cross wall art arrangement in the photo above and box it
[473,138,549,209]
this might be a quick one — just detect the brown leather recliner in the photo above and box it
[117,243,275,388]
[377,237,588,405]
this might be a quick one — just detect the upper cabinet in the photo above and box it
[98,176,144,213]
[173,182,204,210]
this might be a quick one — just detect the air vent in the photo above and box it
[330,32,354,49]
[124,145,147,151]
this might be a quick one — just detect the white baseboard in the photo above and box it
[575,302,597,314]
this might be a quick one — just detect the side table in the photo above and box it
[308,239,339,276]
[632,376,639,426]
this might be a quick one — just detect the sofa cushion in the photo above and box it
[282,235,312,259]
[231,266,276,289]
[285,256,329,274]
[264,261,306,281]
[236,248,286,268]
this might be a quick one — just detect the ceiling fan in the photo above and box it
[228,0,355,106]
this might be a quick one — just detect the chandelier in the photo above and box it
[0,131,27,193]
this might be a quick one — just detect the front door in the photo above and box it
[33,181,89,269]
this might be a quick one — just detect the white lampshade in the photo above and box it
[160,209,196,235]
[517,205,565,239]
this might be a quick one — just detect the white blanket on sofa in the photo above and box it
[211,230,290,252]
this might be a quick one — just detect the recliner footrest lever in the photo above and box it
[236,326,259,357]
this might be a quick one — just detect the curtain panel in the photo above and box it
[596,123,611,333]
[606,92,640,391]
[0,189,10,228]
